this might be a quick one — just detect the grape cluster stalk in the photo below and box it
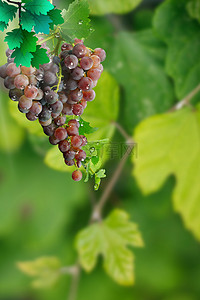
[0,39,106,181]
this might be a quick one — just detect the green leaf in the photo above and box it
[4,28,23,50]
[91,156,99,165]
[23,0,54,16]
[94,169,106,190]
[0,0,18,24]
[106,30,174,134]
[76,209,143,285]
[88,0,142,15]
[48,8,64,30]
[83,71,120,141]
[20,30,37,55]
[153,0,200,100]
[17,257,61,288]
[31,45,50,69]
[133,106,200,240]
[61,0,93,41]
[0,21,8,32]
[187,0,200,22]
[79,118,98,135]
[11,47,33,67]
[32,13,53,34]
[21,10,36,32]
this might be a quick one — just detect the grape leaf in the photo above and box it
[48,8,64,30]
[153,0,200,100]
[17,257,61,288]
[76,209,143,285]
[88,0,142,15]
[21,10,36,32]
[20,30,37,55]
[4,28,23,50]
[94,169,106,190]
[32,13,53,34]
[0,21,8,32]
[31,45,50,69]
[133,106,200,240]
[187,0,200,23]
[0,0,18,24]
[11,47,33,67]
[60,0,93,41]
[23,0,54,16]
[79,118,98,135]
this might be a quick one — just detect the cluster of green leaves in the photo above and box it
[0,0,64,67]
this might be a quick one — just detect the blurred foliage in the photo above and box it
[1,0,200,299]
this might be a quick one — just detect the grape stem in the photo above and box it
[6,0,22,23]
[55,63,63,93]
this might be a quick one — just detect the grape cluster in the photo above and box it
[0,39,106,181]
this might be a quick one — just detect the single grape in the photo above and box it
[94,48,106,62]
[39,106,52,122]
[49,135,59,145]
[64,55,78,69]
[50,100,63,114]
[43,123,57,136]
[24,84,38,99]
[64,78,78,91]
[53,56,61,65]
[30,101,42,116]
[44,86,51,94]
[4,76,15,89]
[41,62,53,71]
[91,55,101,68]
[9,88,23,101]
[64,149,76,161]
[14,74,29,89]
[67,125,79,136]
[71,67,84,80]
[6,63,21,77]
[62,103,73,115]
[29,74,38,85]
[72,170,82,181]
[71,135,83,148]
[39,117,52,127]
[43,71,57,85]
[58,91,68,104]
[26,111,38,121]
[0,64,8,79]
[80,56,93,70]
[72,103,84,116]
[61,43,73,51]
[19,95,33,111]
[21,66,36,76]
[45,90,58,104]
[54,115,66,126]
[34,89,44,100]
[51,112,61,119]
[83,90,96,101]
[18,103,29,114]
[87,68,101,81]
[75,149,86,161]
[60,50,70,60]
[54,127,68,141]
[50,63,59,74]
[78,77,93,91]
[70,88,83,102]
[65,159,75,166]
[72,43,87,58]
[58,139,70,152]
[68,119,80,128]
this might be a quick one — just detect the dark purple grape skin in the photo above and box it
[78,77,93,91]
[18,103,29,114]
[58,140,71,152]
[39,106,52,122]
[62,103,73,115]
[43,71,57,85]
[50,100,63,114]
[4,76,15,89]
[61,43,73,51]
[49,135,59,145]
[63,149,76,161]
[26,111,38,121]
[72,43,87,58]
[75,150,86,161]
[70,88,83,102]
[43,123,57,136]
[54,115,66,126]
[68,119,80,128]
[60,50,70,60]
[30,101,42,116]
[53,56,61,65]
[67,125,79,136]
[45,90,58,104]
[72,103,84,116]
[65,159,74,166]
[64,55,78,70]
[0,64,8,78]
[71,135,83,148]
[9,88,23,101]
[64,79,78,91]
[58,92,68,104]
[54,127,68,141]
[71,67,85,80]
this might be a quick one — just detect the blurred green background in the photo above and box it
[1,0,200,299]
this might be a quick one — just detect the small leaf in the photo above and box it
[94,168,106,190]
[48,7,64,30]
[31,45,50,69]
[61,0,93,41]
[21,10,36,32]
[32,13,53,34]
[17,256,61,288]
[95,169,106,179]
[11,47,33,67]
[0,21,8,32]
[23,0,54,16]
[20,30,37,55]
[5,28,23,50]
[79,117,98,135]
[76,209,143,285]
[91,156,99,165]
[0,0,18,24]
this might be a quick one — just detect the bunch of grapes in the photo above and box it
[0,39,106,181]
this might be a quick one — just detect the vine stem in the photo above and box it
[6,0,22,23]
[170,83,200,111]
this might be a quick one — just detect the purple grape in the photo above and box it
[64,55,78,69]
